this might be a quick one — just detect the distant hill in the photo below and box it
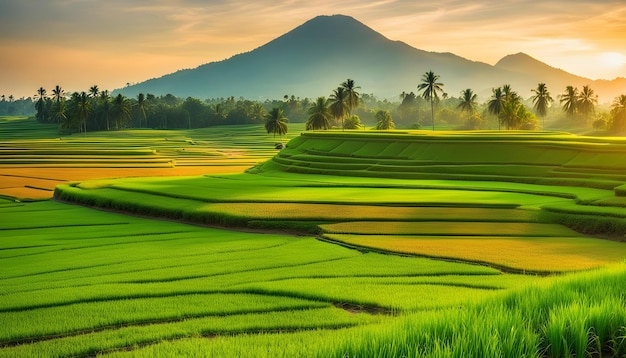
[494,52,625,102]
[115,15,625,103]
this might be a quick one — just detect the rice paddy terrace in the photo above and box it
[55,130,626,272]
[0,116,301,200]
[3,127,626,356]
[273,131,626,189]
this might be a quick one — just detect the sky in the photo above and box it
[1,0,625,99]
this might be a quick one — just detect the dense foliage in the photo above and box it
[0,95,35,116]
[25,80,626,134]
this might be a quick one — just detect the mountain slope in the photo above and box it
[116,15,622,102]
[494,53,625,101]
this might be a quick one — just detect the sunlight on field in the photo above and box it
[0,186,52,200]
[200,203,540,222]
[0,121,305,200]
[0,166,251,199]
[324,234,626,272]
[320,221,582,237]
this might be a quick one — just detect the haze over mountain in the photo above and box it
[116,15,625,103]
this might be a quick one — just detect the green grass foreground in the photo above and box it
[1,201,626,357]
[1,201,529,357]
[108,267,626,358]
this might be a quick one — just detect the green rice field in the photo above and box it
[3,201,626,357]
[0,116,304,200]
[3,118,626,357]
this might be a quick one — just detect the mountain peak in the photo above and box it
[307,14,358,22]
[301,14,374,29]
[116,15,620,102]
[269,13,389,46]
[495,52,587,83]
[495,52,547,69]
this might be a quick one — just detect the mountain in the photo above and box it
[115,15,624,102]
[494,53,625,102]
[495,52,588,91]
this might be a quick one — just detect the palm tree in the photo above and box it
[111,94,132,129]
[52,85,64,102]
[51,98,67,129]
[531,83,554,129]
[49,85,66,126]
[341,78,360,116]
[375,110,395,130]
[61,92,79,133]
[610,94,626,132]
[211,103,227,123]
[34,87,47,122]
[135,93,148,128]
[264,107,288,142]
[99,91,112,130]
[34,87,46,101]
[560,86,578,118]
[457,88,478,114]
[417,70,444,131]
[250,102,266,123]
[89,85,99,98]
[577,85,597,121]
[500,100,522,130]
[73,92,92,134]
[343,115,363,130]
[501,85,524,130]
[502,84,521,103]
[306,97,332,130]
[487,87,505,130]
[329,87,349,130]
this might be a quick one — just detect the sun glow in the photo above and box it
[600,52,626,68]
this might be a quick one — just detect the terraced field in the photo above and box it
[271,131,626,188]
[52,133,626,273]
[0,116,303,200]
[4,125,626,356]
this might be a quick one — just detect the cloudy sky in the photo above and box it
[1,0,625,99]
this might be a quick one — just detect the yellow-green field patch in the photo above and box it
[319,221,583,237]
[0,166,251,199]
[199,203,541,222]
[323,234,626,272]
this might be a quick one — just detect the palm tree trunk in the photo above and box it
[431,99,435,131]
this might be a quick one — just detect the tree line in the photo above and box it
[264,78,400,140]
[33,85,283,133]
[395,72,626,133]
[270,73,626,136]
[29,76,626,136]
[0,95,35,116]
